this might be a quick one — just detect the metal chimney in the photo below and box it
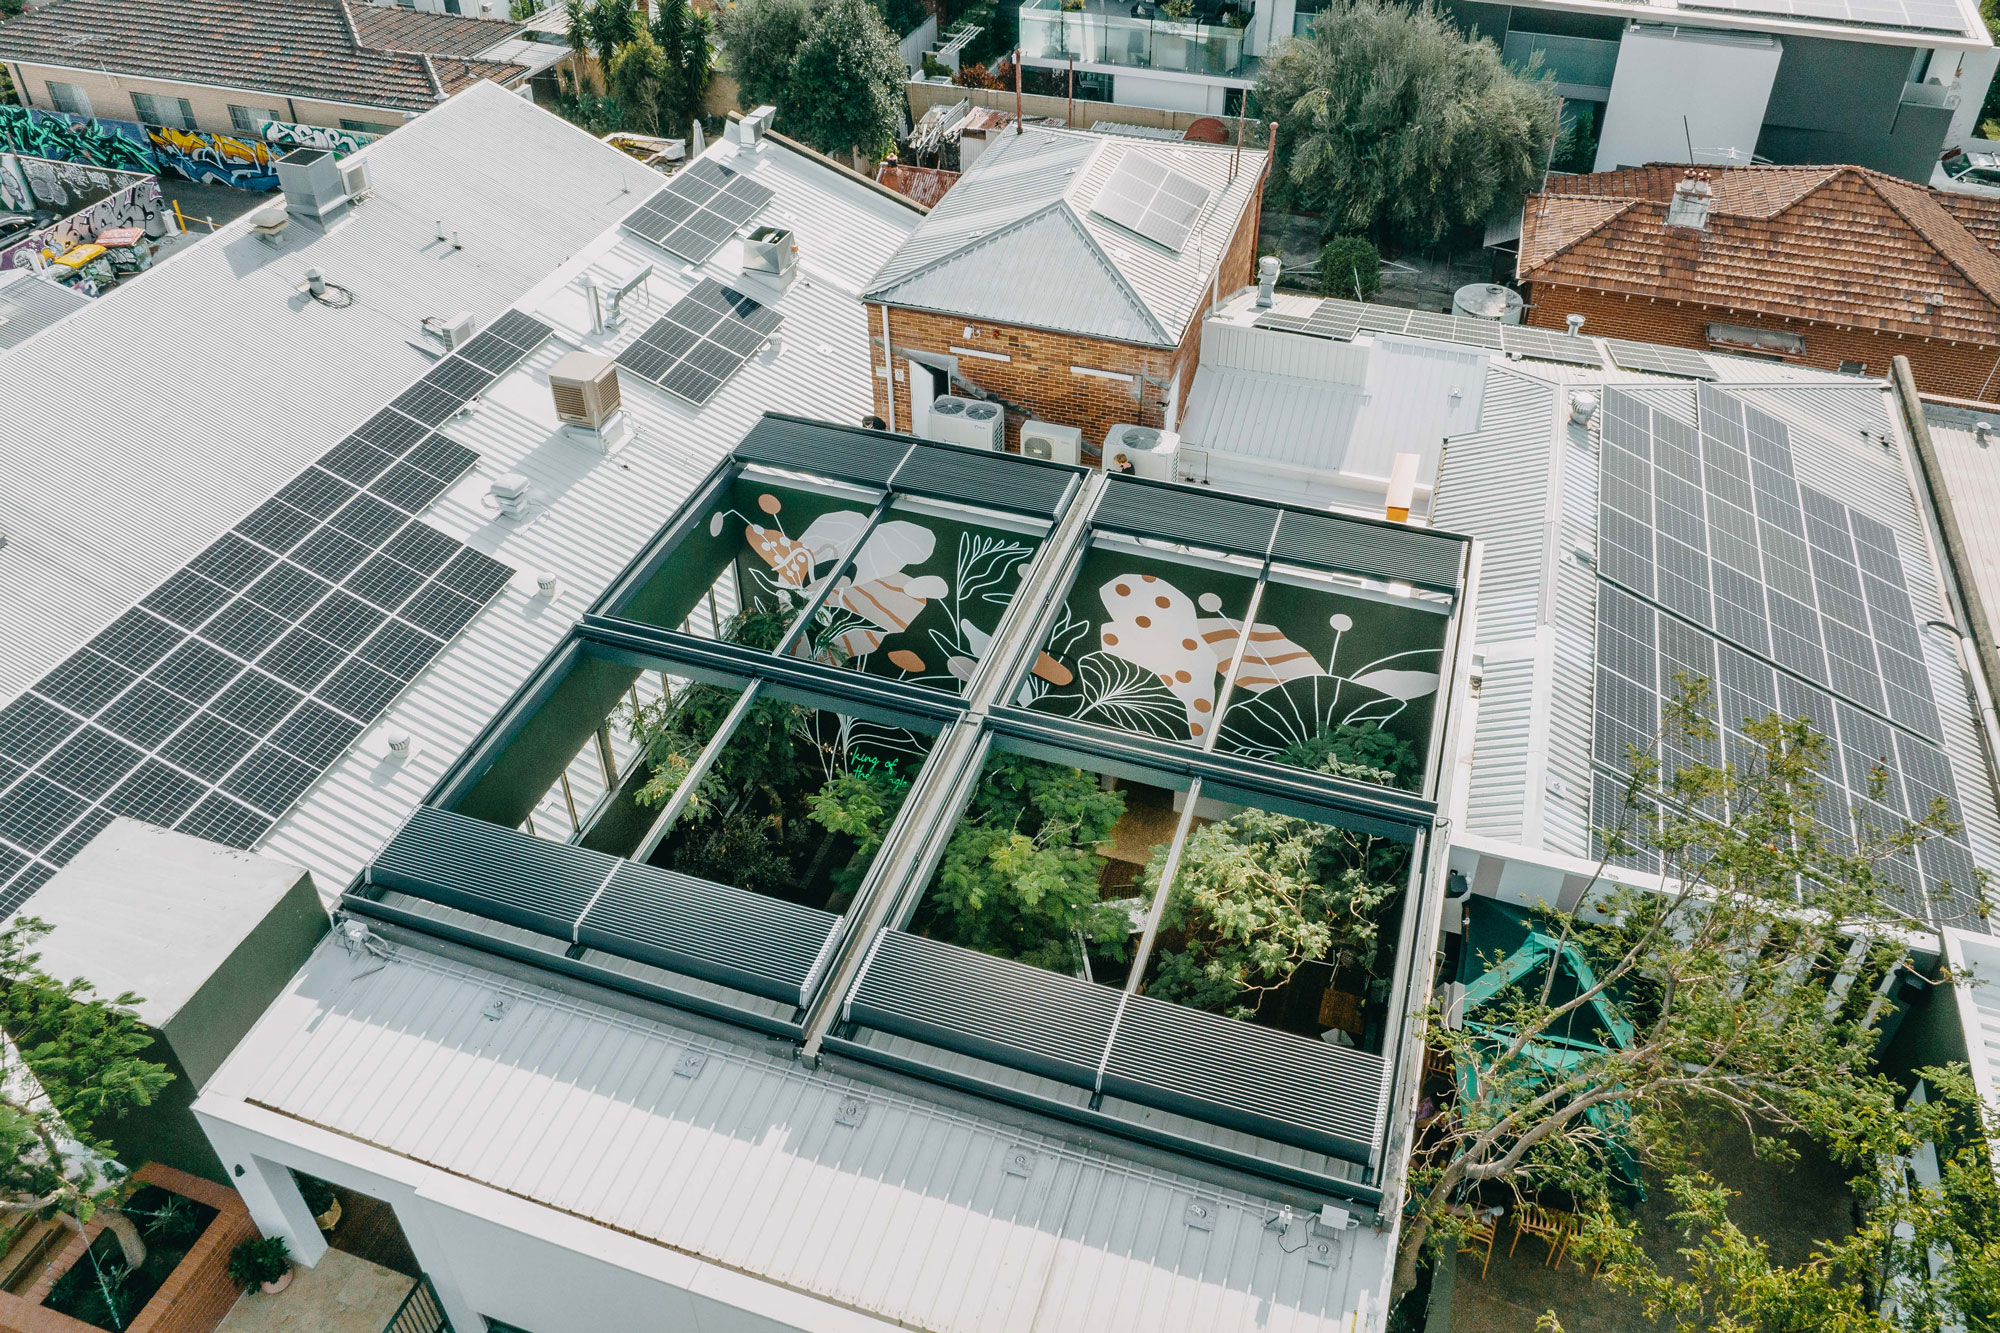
[1255,255,1280,308]
[274,148,348,227]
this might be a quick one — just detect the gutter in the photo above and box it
[1888,355,2000,834]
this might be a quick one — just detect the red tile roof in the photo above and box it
[1518,163,2000,345]
[0,0,525,115]
[877,163,959,209]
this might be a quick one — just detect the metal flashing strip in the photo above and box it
[732,414,918,490]
[886,441,1080,519]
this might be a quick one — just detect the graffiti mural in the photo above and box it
[0,107,159,174]
[147,127,280,190]
[259,120,380,158]
[0,172,166,272]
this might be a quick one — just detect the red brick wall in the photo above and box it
[1523,283,2000,402]
[868,175,1265,457]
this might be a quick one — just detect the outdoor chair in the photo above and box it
[1508,1203,1573,1267]
[1457,1216,1498,1279]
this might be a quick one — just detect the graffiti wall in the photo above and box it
[0,107,159,174]
[258,120,380,158]
[146,127,281,190]
[0,158,166,271]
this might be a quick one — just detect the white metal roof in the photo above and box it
[255,130,923,891]
[1921,400,2000,654]
[865,128,1267,348]
[0,80,651,708]
[1189,295,2000,916]
[206,939,1389,1333]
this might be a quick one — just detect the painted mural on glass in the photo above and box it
[1022,546,1447,786]
[711,486,1039,695]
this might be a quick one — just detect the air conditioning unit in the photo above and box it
[743,226,797,278]
[339,157,372,202]
[439,310,476,351]
[1101,424,1181,481]
[1019,420,1082,466]
[550,351,624,438]
[925,395,1004,451]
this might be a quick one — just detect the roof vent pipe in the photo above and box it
[1565,313,1585,338]
[1665,171,1713,232]
[305,267,327,298]
[1978,421,1992,448]
[1255,255,1280,308]
[1570,390,1599,425]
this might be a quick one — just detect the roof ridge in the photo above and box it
[1854,169,2000,313]
[1517,196,1640,281]
[870,201,1168,343]
[335,0,362,51]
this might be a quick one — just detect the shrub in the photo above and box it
[227,1236,291,1293]
[1317,234,1380,300]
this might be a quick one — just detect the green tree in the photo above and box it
[1256,0,1560,246]
[1317,234,1381,300]
[716,0,815,113]
[562,0,595,92]
[608,28,673,135]
[1394,680,1961,1297]
[915,754,1132,973]
[784,0,907,164]
[808,764,913,906]
[0,918,172,1270]
[586,0,640,77]
[651,0,715,134]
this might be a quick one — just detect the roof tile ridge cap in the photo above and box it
[1858,170,2000,315]
[335,0,364,51]
[421,51,448,100]
[1518,196,1643,278]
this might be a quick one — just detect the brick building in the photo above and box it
[1516,164,2000,402]
[863,127,1266,458]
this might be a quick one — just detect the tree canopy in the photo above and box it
[718,0,905,162]
[914,753,1132,973]
[1256,0,1560,246]
[1397,677,1976,1320]
[0,918,171,1269]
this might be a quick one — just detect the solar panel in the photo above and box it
[1604,338,1719,380]
[620,161,776,262]
[1088,151,1211,252]
[0,381,517,908]
[1591,382,1972,926]
[1678,0,1965,33]
[615,278,780,405]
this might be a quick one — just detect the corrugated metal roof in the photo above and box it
[0,271,89,351]
[257,135,921,890]
[1923,399,2000,643]
[866,129,1267,348]
[215,942,1388,1333]
[0,81,652,708]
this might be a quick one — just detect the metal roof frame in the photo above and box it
[342,410,1482,1194]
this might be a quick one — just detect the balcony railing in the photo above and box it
[1020,0,1253,79]
[1501,30,1619,91]
[383,1276,451,1333]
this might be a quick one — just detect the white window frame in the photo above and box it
[228,104,282,134]
[44,81,91,117]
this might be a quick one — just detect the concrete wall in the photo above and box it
[195,1102,903,1333]
[899,13,940,74]
[1522,282,2000,402]
[905,79,1267,140]
[6,62,424,137]
[1946,46,2000,147]
[1594,24,1782,171]
[1109,71,1229,115]
[1757,34,1952,180]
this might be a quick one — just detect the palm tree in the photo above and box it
[563,0,592,91]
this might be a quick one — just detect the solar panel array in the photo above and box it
[1590,384,1980,925]
[0,314,549,910]
[619,158,777,264]
[1603,338,1719,381]
[614,278,781,406]
[1252,297,1604,366]
[1089,152,1212,252]
[1680,0,1966,34]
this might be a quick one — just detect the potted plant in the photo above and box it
[295,1174,341,1232]
[228,1236,293,1295]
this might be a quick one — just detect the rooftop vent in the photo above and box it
[744,226,797,278]
[734,105,777,149]
[550,350,631,453]
[1255,255,1280,308]
[1565,313,1585,338]
[1665,171,1713,232]
[275,148,348,227]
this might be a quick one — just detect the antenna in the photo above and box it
[1684,115,1695,164]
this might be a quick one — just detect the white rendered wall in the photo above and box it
[194,1100,901,1333]
[1113,71,1230,114]
[1594,25,1783,171]
[1946,46,2000,146]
